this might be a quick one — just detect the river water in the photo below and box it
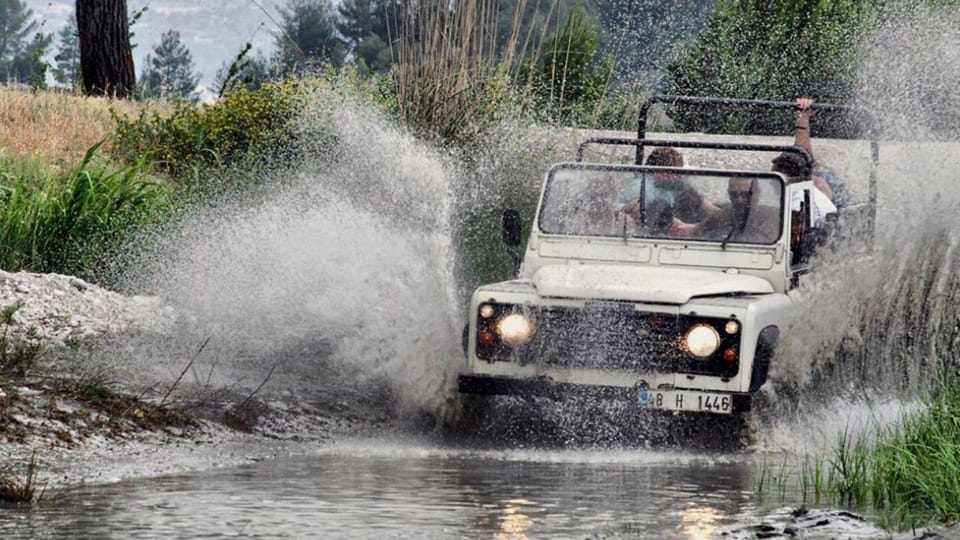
[0,440,789,538]
[3,426,905,539]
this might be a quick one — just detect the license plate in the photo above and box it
[637,389,732,414]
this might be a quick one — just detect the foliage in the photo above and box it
[112,79,308,180]
[0,0,51,86]
[337,0,392,71]
[139,30,200,102]
[52,15,81,89]
[521,7,619,127]
[215,42,274,96]
[0,144,170,281]
[666,0,877,135]
[593,0,717,87]
[274,0,347,75]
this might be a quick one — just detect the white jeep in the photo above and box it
[457,95,876,434]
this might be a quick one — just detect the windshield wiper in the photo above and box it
[721,220,738,250]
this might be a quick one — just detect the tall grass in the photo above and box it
[0,87,161,163]
[861,374,960,528]
[390,0,546,145]
[0,143,170,281]
[761,373,960,530]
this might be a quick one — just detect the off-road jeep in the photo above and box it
[457,95,877,432]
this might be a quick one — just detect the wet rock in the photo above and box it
[723,507,887,539]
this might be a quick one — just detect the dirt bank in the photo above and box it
[0,270,374,493]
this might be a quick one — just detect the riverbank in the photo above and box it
[0,269,378,499]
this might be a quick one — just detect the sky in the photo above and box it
[25,0,286,89]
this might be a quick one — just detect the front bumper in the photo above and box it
[458,374,754,413]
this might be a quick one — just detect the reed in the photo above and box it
[389,0,562,145]
[0,451,45,504]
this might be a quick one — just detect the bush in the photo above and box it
[112,79,309,181]
[666,0,876,135]
[520,6,618,128]
[0,144,169,281]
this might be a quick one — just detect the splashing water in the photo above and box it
[102,6,960,449]
[755,7,960,451]
[114,93,470,430]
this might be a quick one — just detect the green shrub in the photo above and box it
[112,78,309,180]
[520,6,618,128]
[0,144,170,281]
[666,0,876,135]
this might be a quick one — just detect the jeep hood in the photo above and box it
[531,264,773,304]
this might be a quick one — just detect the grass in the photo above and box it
[858,375,960,529]
[0,143,171,281]
[0,86,164,164]
[0,451,45,504]
[754,373,960,531]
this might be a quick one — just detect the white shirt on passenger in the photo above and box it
[791,188,837,227]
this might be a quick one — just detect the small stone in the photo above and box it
[68,277,90,291]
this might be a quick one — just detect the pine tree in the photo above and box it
[0,0,51,85]
[52,16,81,88]
[76,0,136,97]
[215,43,273,95]
[274,0,346,75]
[140,30,200,101]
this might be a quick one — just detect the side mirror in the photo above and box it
[502,209,522,248]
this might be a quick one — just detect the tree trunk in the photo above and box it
[76,0,136,98]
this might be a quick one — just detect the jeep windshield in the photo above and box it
[538,164,785,245]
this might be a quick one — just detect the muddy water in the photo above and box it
[0,441,786,539]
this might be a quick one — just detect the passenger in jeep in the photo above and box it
[692,177,781,243]
[575,176,638,236]
[772,150,837,227]
[618,148,718,235]
[794,97,851,207]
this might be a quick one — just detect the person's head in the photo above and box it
[586,177,618,219]
[646,147,685,187]
[771,150,811,180]
[645,147,684,167]
[728,177,757,219]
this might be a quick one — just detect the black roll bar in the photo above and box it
[576,138,813,167]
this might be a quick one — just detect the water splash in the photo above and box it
[118,91,467,429]
[757,6,960,449]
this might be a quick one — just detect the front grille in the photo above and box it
[477,304,739,377]
[522,306,682,372]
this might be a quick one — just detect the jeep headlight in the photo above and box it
[497,313,533,346]
[685,323,720,358]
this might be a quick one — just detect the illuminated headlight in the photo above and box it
[685,324,721,358]
[497,313,533,346]
[724,320,740,335]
